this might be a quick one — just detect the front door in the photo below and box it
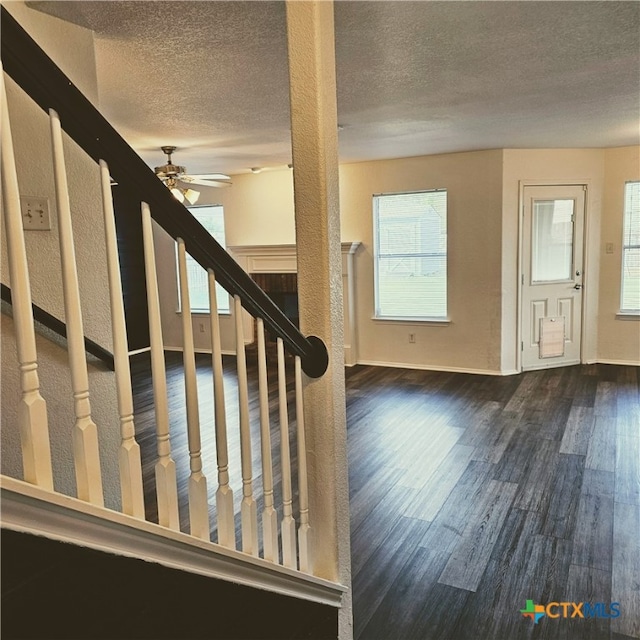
[521,185,586,371]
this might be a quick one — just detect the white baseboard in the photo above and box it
[356,359,516,376]
[594,358,640,367]
[0,476,345,607]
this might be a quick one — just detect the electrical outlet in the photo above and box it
[605,242,614,254]
[409,333,416,343]
[20,196,51,230]
[199,322,205,333]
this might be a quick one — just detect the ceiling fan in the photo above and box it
[154,145,231,204]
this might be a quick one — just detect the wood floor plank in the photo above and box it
[428,460,494,538]
[556,564,612,640]
[456,400,504,447]
[448,508,542,640]
[352,516,432,636]
[470,409,522,464]
[406,584,472,640]
[617,406,640,439]
[396,424,464,490]
[615,434,640,505]
[402,443,475,521]
[512,438,558,513]
[438,479,518,592]
[350,484,418,578]
[537,396,573,441]
[611,501,640,638]
[594,380,618,417]
[571,493,614,572]
[581,468,615,498]
[356,525,461,640]
[540,453,585,539]
[559,405,595,455]
[585,415,617,472]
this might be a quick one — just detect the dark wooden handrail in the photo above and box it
[1,7,328,378]
[1,283,115,371]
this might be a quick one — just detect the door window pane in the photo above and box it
[532,199,574,283]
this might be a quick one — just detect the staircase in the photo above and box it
[0,5,347,637]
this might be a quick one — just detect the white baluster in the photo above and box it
[1,68,53,490]
[295,355,311,572]
[49,110,103,506]
[257,318,278,563]
[99,160,145,519]
[277,337,297,569]
[234,295,258,555]
[177,239,210,540]
[141,203,179,530]
[208,270,235,548]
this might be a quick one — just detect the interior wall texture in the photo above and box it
[162,146,640,372]
[599,146,640,363]
[1,2,121,507]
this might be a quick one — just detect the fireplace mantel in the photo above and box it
[228,242,362,365]
[228,242,361,275]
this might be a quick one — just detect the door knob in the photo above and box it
[574,284,582,290]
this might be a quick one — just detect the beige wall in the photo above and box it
[1,2,121,507]
[162,147,638,374]
[599,146,640,363]
[340,150,505,373]
[160,151,507,373]
[158,147,639,373]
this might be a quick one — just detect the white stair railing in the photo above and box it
[99,160,145,519]
[257,318,279,563]
[234,294,259,556]
[208,269,235,548]
[177,238,210,540]
[50,109,104,507]
[2,89,315,578]
[141,203,181,531]
[1,67,54,492]
[278,336,297,569]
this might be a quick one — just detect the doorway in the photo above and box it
[520,185,587,371]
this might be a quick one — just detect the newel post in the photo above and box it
[285,1,352,638]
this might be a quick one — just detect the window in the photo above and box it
[178,205,230,314]
[373,190,447,319]
[621,181,640,312]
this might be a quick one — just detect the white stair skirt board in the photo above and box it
[0,476,346,607]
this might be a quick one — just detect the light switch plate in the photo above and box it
[20,196,51,230]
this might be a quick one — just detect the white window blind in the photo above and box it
[178,205,230,314]
[621,181,640,312]
[374,190,447,319]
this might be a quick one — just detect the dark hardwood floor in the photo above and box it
[129,354,639,639]
[345,363,639,640]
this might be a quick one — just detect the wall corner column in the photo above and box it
[285,2,352,638]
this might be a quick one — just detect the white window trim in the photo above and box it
[373,189,448,322]
[619,180,640,316]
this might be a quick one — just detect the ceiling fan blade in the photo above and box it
[179,176,232,188]
[187,172,231,181]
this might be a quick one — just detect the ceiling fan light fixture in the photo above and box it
[183,188,200,205]
[155,146,231,196]
[170,187,185,203]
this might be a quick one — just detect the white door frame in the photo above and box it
[516,180,592,373]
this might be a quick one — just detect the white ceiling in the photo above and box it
[28,1,640,177]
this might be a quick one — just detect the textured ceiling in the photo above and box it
[27,1,640,177]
